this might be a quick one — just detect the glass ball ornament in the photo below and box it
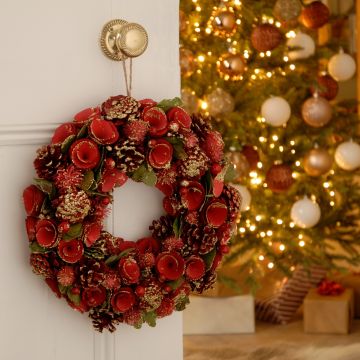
[180,48,195,77]
[212,9,236,37]
[265,164,294,193]
[300,1,330,29]
[301,95,332,128]
[230,184,251,212]
[226,152,250,182]
[206,88,235,116]
[241,145,260,170]
[181,88,199,114]
[218,53,247,80]
[328,50,356,82]
[261,96,291,127]
[303,148,333,177]
[334,140,360,171]
[251,24,282,52]
[273,0,302,22]
[287,32,315,60]
[310,74,339,101]
[290,196,321,228]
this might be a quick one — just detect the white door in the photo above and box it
[0,1,182,359]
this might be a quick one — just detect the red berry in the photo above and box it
[105,158,116,169]
[211,163,222,176]
[58,221,70,233]
[135,286,145,297]
[71,287,81,295]
[164,285,172,293]
[102,197,111,205]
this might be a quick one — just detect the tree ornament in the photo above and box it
[265,164,294,193]
[261,96,291,127]
[181,88,199,114]
[251,24,282,52]
[291,196,321,228]
[303,148,333,176]
[300,1,330,29]
[241,145,260,170]
[301,94,332,128]
[334,140,360,171]
[22,95,241,332]
[218,53,247,80]
[273,0,302,22]
[206,88,235,116]
[180,48,195,77]
[230,184,251,212]
[310,74,339,101]
[328,50,356,82]
[287,32,315,60]
[226,152,250,181]
[211,9,236,37]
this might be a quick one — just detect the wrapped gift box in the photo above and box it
[335,274,360,318]
[303,288,354,334]
[183,295,255,335]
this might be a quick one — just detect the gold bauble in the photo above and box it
[303,148,333,176]
[181,88,199,114]
[212,10,236,36]
[226,152,250,181]
[302,95,332,128]
[180,48,195,77]
[218,53,246,79]
[206,88,235,117]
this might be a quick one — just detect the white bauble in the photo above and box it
[261,96,291,127]
[287,32,315,60]
[328,51,356,82]
[231,184,251,212]
[335,140,360,171]
[291,196,321,228]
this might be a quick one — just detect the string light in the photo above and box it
[299,240,305,247]
[330,191,335,197]
[289,64,296,71]
[289,222,295,228]
[286,30,296,38]
[259,255,265,261]
[196,6,201,11]
[277,219,283,225]
[250,225,256,231]
[205,27,211,34]
[267,230,273,236]
[257,162,263,169]
[266,51,271,57]
[323,182,330,188]
[197,55,205,62]
[200,101,208,110]
[279,244,285,251]
[295,161,301,167]
[260,52,265,58]
[260,232,266,237]
[272,135,279,141]
[256,215,262,221]
[268,262,274,269]
[239,227,246,233]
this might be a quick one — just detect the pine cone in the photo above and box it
[178,146,209,179]
[139,280,164,311]
[190,114,212,142]
[89,308,122,332]
[192,272,217,293]
[222,184,242,222]
[99,231,124,255]
[102,95,140,122]
[111,140,145,173]
[150,215,174,241]
[34,144,64,180]
[55,190,91,224]
[79,258,105,287]
[84,237,108,260]
[30,254,53,278]
[181,223,201,257]
[199,226,218,255]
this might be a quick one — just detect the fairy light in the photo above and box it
[268,241,273,246]
[289,64,296,71]
[260,52,265,58]
[257,162,263,169]
[195,28,201,33]
[194,22,200,27]
[234,0,241,5]
[260,232,266,237]
[268,262,274,269]
[239,227,246,233]
[286,30,296,38]
[277,219,283,225]
[250,171,258,178]
[289,222,295,228]
[330,191,335,197]
[227,38,232,43]
[279,146,284,152]
[270,143,275,149]
[290,266,296,271]
[283,56,289,62]
[266,51,271,57]
[330,201,335,206]
[200,101,208,110]
[268,18,274,24]
[299,240,305,247]
[259,136,266,142]
[290,140,295,146]
[197,55,205,62]
[323,182,330,189]
[196,6,201,11]
[256,215,262,221]
[275,21,281,27]
[295,161,301,167]
[279,244,285,251]
[291,149,296,154]
[298,234,303,239]
[259,255,265,261]
[266,71,272,78]
[267,230,273,236]
[243,51,249,59]
[207,51,212,55]
[272,135,279,141]
[292,172,299,179]
[251,74,257,80]
[205,27,212,34]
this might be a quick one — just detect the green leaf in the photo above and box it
[142,170,157,187]
[58,284,69,295]
[175,295,190,311]
[80,171,95,191]
[61,134,76,154]
[203,248,217,271]
[67,288,81,305]
[104,248,135,266]
[144,311,157,327]
[157,97,183,112]
[76,123,89,139]
[131,165,157,186]
[173,217,180,238]
[166,276,184,291]
[34,178,55,199]
[29,242,48,254]
[224,164,237,183]
[131,165,147,182]
[173,142,187,160]
[63,223,83,240]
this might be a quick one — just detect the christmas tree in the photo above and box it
[180,0,360,287]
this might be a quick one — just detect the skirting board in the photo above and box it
[183,295,255,335]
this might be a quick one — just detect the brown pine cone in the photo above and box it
[30,254,53,278]
[150,215,174,241]
[190,114,213,142]
[84,236,108,260]
[89,308,122,333]
[181,223,201,257]
[192,272,217,293]
[111,139,145,173]
[79,258,105,287]
[139,280,164,311]
[199,226,218,255]
[222,184,242,222]
[34,144,64,180]
[102,95,140,122]
[178,146,209,179]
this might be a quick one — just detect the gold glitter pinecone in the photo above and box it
[111,139,145,173]
[56,190,91,223]
[178,146,209,179]
[30,254,53,278]
[102,95,140,122]
[34,144,64,180]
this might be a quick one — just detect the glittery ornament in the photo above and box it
[212,9,236,37]
[241,145,260,170]
[218,53,247,79]
[251,24,282,52]
[56,190,91,223]
[273,0,302,22]
[180,48,195,77]
[206,88,235,116]
[101,95,139,122]
[302,95,332,128]
[226,152,250,181]
[266,164,294,193]
[301,1,330,29]
[181,88,199,114]
[310,74,339,101]
[303,148,333,176]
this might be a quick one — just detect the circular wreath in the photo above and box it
[22,95,241,332]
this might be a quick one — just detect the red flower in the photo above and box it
[156,252,185,281]
[167,106,192,129]
[123,120,149,144]
[136,237,160,255]
[201,130,224,163]
[83,222,102,247]
[25,216,37,241]
[205,199,228,228]
[89,117,119,145]
[185,256,206,280]
[143,107,168,137]
[58,239,84,263]
[36,219,58,248]
[156,298,175,318]
[163,195,180,216]
[180,181,205,211]
[148,139,173,169]
[98,168,128,192]
[123,308,143,326]
[70,139,100,170]
[155,165,178,196]
[57,266,76,286]
[103,270,121,290]
[52,123,77,144]
[45,278,61,298]
[111,288,136,313]
[23,185,45,217]
[118,258,141,284]
[74,107,101,124]
[139,98,157,109]
[82,286,107,308]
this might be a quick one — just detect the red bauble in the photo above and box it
[251,24,282,52]
[241,145,260,170]
[310,75,339,101]
[301,1,330,29]
[265,164,294,193]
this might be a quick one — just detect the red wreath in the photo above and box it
[22,95,241,332]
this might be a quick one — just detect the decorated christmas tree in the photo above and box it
[180,0,360,287]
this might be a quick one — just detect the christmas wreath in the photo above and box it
[22,95,241,332]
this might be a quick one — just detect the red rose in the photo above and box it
[167,106,192,129]
[111,288,136,313]
[52,123,77,144]
[36,219,58,248]
[83,222,102,247]
[156,252,185,280]
[143,107,168,137]
[205,199,228,227]
[185,256,206,281]
[136,237,160,254]
[23,185,45,217]
[118,258,141,284]
[98,168,128,192]
[58,239,84,263]
[89,117,119,145]
[70,139,100,170]
[74,107,101,124]
[139,98,157,109]
[25,216,37,241]
[148,139,173,169]
[180,181,205,211]
[82,286,107,308]
[45,278,61,298]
